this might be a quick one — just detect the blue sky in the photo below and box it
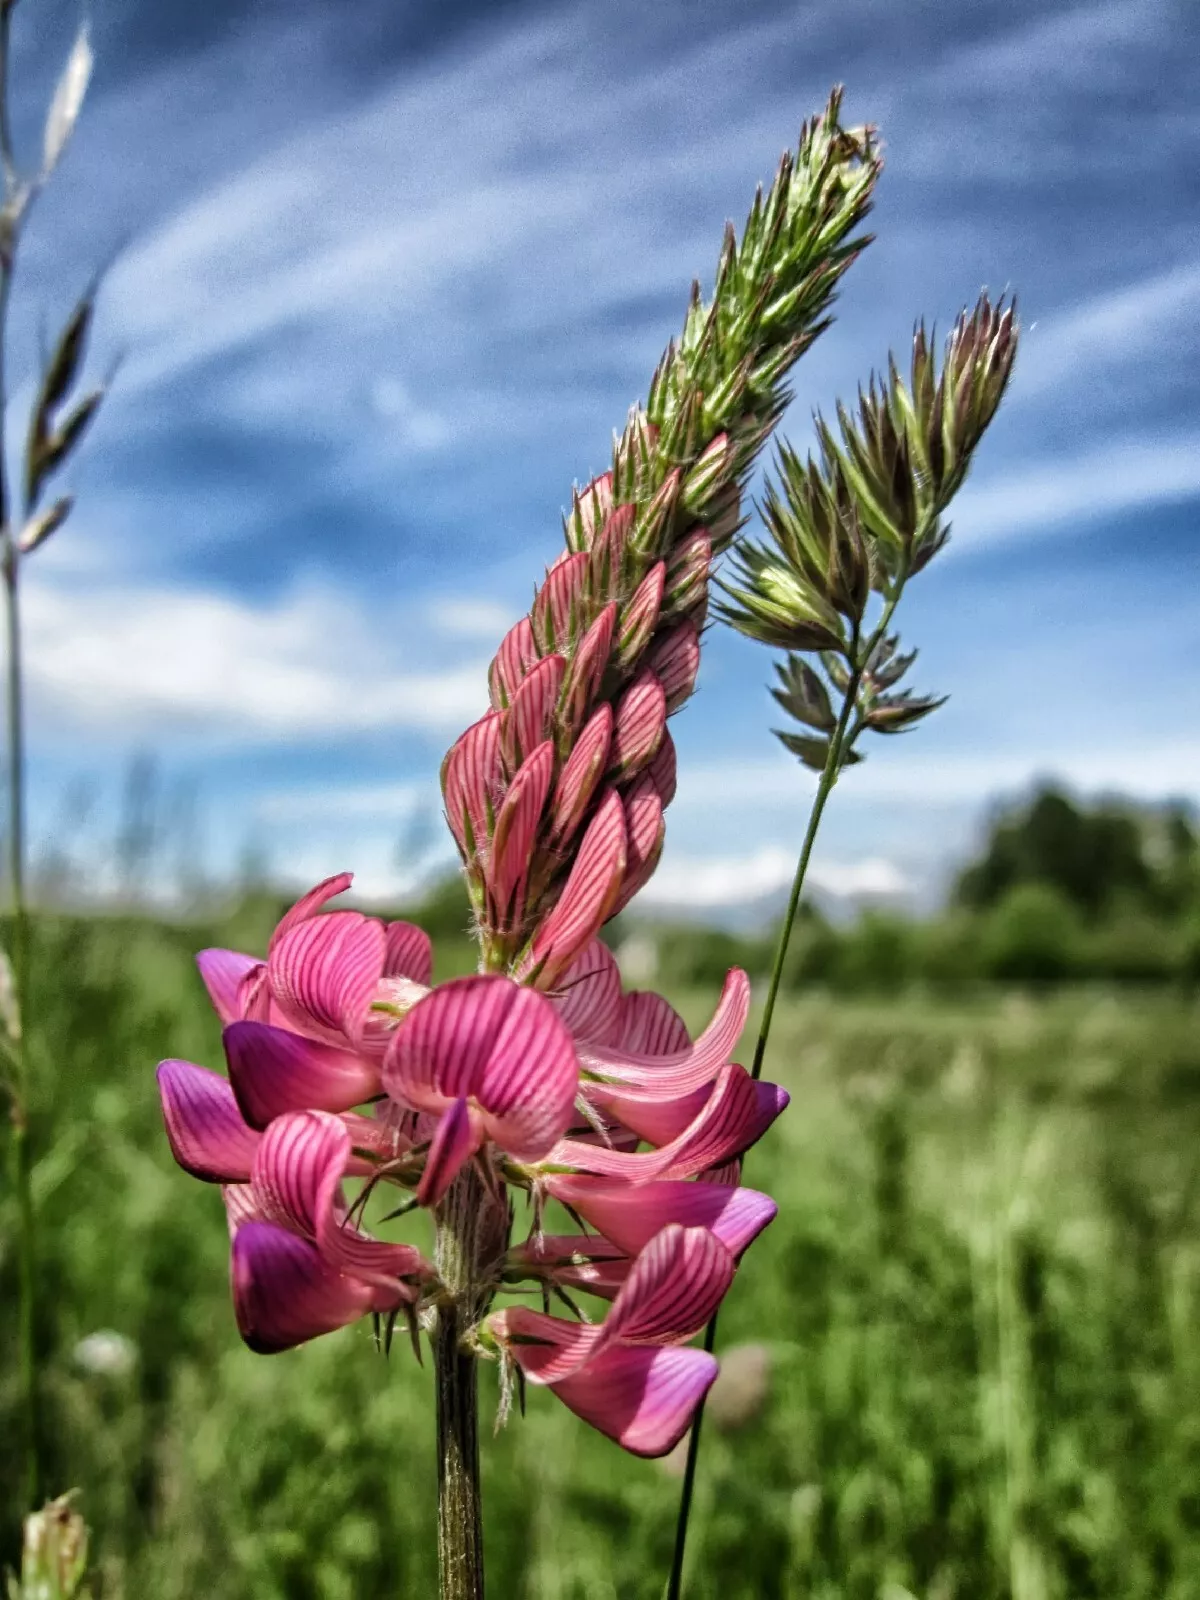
[6,0,1198,912]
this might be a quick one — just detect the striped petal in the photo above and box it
[548,704,612,849]
[196,948,260,1024]
[157,1059,260,1182]
[551,937,623,1044]
[383,975,579,1160]
[618,991,688,1055]
[268,910,386,1043]
[615,561,665,668]
[524,788,627,988]
[532,551,589,653]
[269,874,354,950]
[611,775,665,917]
[510,1233,631,1300]
[223,1020,381,1128]
[578,967,750,1098]
[231,1220,399,1355]
[252,1110,425,1287]
[502,655,565,770]
[560,602,617,729]
[383,921,433,985]
[488,1305,602,1384]
[443,711,503,857]
[489,615,540,710]
[488,741,555,920]
[551,1343,717,1458]
[649,622,701,714]
[584,1080,712,1146]
[546,1176,778,1259]
[417,1095,482,1207]
[609,670,666,780]
[547,1064,788,1180]
[646,731,677,808]
[603,1224,734,1346]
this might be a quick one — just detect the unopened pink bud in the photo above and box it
[616,561,666,669]
[611,774,665,916]
[502,654,566,771]
[609,669,667,780]
[560,601,617,731]
[649,623,701,714]
[549,704,613,849]
[532,551,590,654]
[489,616,540,711]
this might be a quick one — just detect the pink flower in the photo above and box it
[488,1224,734,1457]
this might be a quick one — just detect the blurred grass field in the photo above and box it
[3,903,1200,1599]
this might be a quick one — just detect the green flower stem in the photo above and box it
[665,590,905,1600]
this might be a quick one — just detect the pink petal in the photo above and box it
[488,1304,602,1384]
[609,670,666,780]
[618,991,689,1055]
[646,731,677,808]
[384,976,579,1160]
[157,1059,261,1182]
[548,704,612,848]
[222,1183,262,1237]
[577,967,750,1098]
[570,470,613,549]
[417,1095,481,1207]
[532,551,589,653]
[551,1343,717,1457]
[547,1064,788,1180]
[560,602,617,729]
[502,654,566,769]
[269,911,386,1043]
[488,741,555,920]
[523,788,627,988]
[610,776,665,917]
[603,1224,734,1346]
[196,948,260,1024]
[616,561,665,667]
[268,874,354,951]
[223,1020,382,1128]
[511,1233,631,1299]
[665,529,712,617]
[383,922,433,985]
[237,962,272,1022]
[649,622,701,713]
[489,616,540,710]
[583,1080,712,1146]
[550,937,623,1044]
[232,1220,398,1354]
[252,1111,425,1288]
[443,712,503,857]
[545,1176,778,1259]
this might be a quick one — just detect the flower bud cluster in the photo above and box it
[443,92,882,977]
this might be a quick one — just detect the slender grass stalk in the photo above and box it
[0,0,41,1511]
[666,590,907,1600]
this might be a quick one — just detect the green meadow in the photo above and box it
[3,900,1199,1599]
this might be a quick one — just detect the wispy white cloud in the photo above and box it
[23,577,489,742]
[635,844,911,910]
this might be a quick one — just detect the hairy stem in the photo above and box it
[666,591,907,1598]
[433,1170,498,1600]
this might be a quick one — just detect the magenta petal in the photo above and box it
[548,1064,788,1180]
[488,1305,602,1384]
[524,788,627,988]
[384,976,579,1161]
[551,937,623,1044]
[252,1110,424,1287]
[231,1220,391,1354]
[585,1081,712,1146]
[618,991,689,1055]
[196,948,260,1024]
[488,741,555,916]
[417,1096,480,1207]
[604,1225,734,1346]
[157,1059,261,1182]
[547,1176,777,1260]
[551,1343,718,1458]
[269,911,385,1042]
[578,967,750,1098]
[268,874,354,950]
[383,921,433,985]
[224,1021,382,1127]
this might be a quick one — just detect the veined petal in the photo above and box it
[269,874,354,950]
[196,948,260,1024]
[545,1176,778,1259]
[551,1343,717,1458]
[649,621,701,714]
[550,937,623,1044]
[269,911,386,1043]
[532,551,590,653]
[224,1021,381,1127]
[157,1059,260,1182]
[443,711,503,857]
[417,1096,481,1207]
[578,967,750,1097]
[510,1233,631,1299]
[618,991,689,1055]
[584,1080,711,1146]
[222,1183,263,1237]
[503,654,566,770]
[489,615,540,711]
[609,670,666,780]
[602,1224,734,1346]
[646,731,677,808]
[232,1220,400,1355]
[488,741,555,918]
[488,1305,602,1384]
[547,1064,788,1180]
[560,603,617,729]
[610,776,665,917]
[252,1111,424,1288]
[383,921,433,985]
[384,976,579,1160]
[548,704,612,849]
[524,789,627,988]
